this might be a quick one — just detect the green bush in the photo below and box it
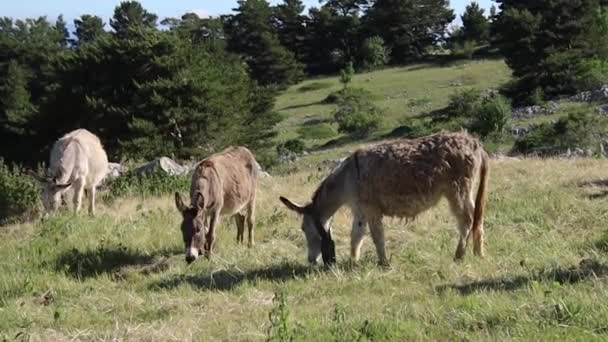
[441,88,483,119]
[512,108,608,155]
[277,139,306,156]
[334,88,383,138]
[359,36,391,70]
[576,58,608,91]
[471,94,511,138]
[104,170,190,203]
[297,123,337,140]
[0,159,40,223]
[451,40,477,59]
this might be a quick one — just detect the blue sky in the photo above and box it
[1,0,494,24]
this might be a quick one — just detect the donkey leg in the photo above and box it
[368,215,388,266]
[72,180,85,214]
[350,211,367,262]
[246,201,256,247]
[205,213,220,258]
[449,189,475,261]
[88,186,97,217]
[234,214,245,244]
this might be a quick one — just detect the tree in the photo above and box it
[224,0,303,86]
[162,13,226,51]
[492,0,607,102]
[55,15,69,47]
[72,15,106,46]
[272,0,307,61]
[364,0,455,63]
[461,2,489,43]
[110,1,158,39]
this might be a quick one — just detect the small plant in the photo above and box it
[440,88,483,120]
[276,139,306,157]
[339,62,355,90]
[0,159,40,223]
[267,290,294,342]
[471,94,511,138]
[334,89,383,138]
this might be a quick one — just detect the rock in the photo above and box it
[133,157,189,176]
[107,163,127,179]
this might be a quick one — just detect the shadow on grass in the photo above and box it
[278,100,325,111]
[438,258,608,295]
[150,261,312,291]
[578,179,608,200]
[55,245,180,279]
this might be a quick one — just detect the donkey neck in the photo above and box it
[310,158,356,222]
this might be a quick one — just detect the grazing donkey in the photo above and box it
[280,131,490,266]
[30,129,109,216]
[175,146,258,264]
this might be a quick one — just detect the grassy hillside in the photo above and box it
[3,157,608,340]
[3,60,608,340]
[275,60,511,144]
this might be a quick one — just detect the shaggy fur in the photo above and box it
[31,129,109,216]
[280,131,489,265]
[175,146,258,263]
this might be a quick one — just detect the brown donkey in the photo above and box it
[280,131,489,266]
[175,146,258,264]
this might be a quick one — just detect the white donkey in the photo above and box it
[30,129,109,216]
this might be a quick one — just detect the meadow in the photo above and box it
[3,60,608,341]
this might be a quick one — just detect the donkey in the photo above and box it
[280,131,490,266]
[175,146,258,264]
[29,129,109,216]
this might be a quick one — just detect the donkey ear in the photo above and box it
[175,192,188,212]
[279,196,306,214]
[195,192,205,210]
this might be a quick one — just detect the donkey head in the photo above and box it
[279,196,336,265]
[28,170,72,212]
[175,192,208,264]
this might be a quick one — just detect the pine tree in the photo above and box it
[492,0,606,101]
[224,0,303,86]
[273,0,307,61]
[363,0,454,63]
[461,2,489,43]
[110,1,158,39]
[73,15,106,46]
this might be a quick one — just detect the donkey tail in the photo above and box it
[471,149,489,257]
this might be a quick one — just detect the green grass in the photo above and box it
[3,157,608,340]
[274,60,511,144]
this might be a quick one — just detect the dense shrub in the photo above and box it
[297,123,337,140]
[451,40,477,59]
[333,89,383,138]
[471,94,511,138]
[358,36,390,70]
[440,88,483,120]
[103,170,190,203]
[276,139,306,156]
[0,159,40,223]
[512,108,608,155]
[576,58,608,91]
